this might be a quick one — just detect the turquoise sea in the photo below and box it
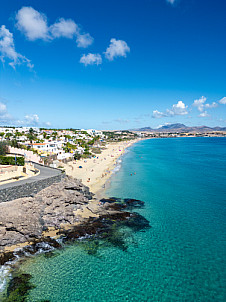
[4,137,226,301]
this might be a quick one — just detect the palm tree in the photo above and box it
[27,128,36,144]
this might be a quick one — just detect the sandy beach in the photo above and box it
[0,140,140,254]
[62,139,139,195]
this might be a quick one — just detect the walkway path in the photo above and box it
[0,163,61,190]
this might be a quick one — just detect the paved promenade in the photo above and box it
[0,163,61,190]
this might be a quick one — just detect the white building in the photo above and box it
[86,129,103,137]
[32,143,58,153]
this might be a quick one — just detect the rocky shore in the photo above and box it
[0,176,93,253]
[0,176,151,301]
[0,176,150,265]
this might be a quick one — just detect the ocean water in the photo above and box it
[5,138,226,301]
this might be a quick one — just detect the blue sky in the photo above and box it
[0,0,225,129]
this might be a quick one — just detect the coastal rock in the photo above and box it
[0,176,94,252]
[0,177,150,266]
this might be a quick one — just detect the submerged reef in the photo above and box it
[2,272,50,302]
[0,196,150,265]
[0,179,150,301]
[59,202,150,252]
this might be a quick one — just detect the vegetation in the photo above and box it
[81,151,92,158]
[74,153,82,160]
[27,128,37,144]
[91,147,102,154]
[0,156,24,166]
[8,139,19,148]
[0,142,8,156]
[103,131,138,142]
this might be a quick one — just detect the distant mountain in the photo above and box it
[132,127,153,131]
[133,124,226,133]
[158,123,187,130]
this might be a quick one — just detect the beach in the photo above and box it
[0,140,139,256]
[61,139,139,195]
[1,137,226,301]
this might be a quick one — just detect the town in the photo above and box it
[0,127,139,167]
[0,126,225,166]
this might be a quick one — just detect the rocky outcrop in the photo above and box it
[0,176,150,271]
[0,176,94,252]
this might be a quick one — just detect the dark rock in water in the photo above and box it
[3,273,35,302]
[100,197,120,203]
[0,176,151,300]
[124,212,150,232]
[0,251,16,265]
[83,240,100,255]
[44,251,59,259]
[59,210,150,252]
[0,238,62,266]
[124,198,145,208]
[100,197,145,210]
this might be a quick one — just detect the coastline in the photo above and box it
[62,138,141,196]
[0,139,143,297]
[0,140,140,256]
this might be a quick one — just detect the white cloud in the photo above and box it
[0,101,13,123]
[152,101,188,119]
[0,25,33,69]
[193,96,207,112]
[205,102,218,109]
[50,18,78,39]
[199,111,209,117]
[157,123,170,128]
[114,118,130,124]
[45,121,51,127]
[193,96,218,112]
[80,53,102,66]
[152,110,166,119]
[16,113,49,126]
[219,97,226,105]
[16,7,49,41]
[167,101,188,116]
[15,6,94,48]
[24,114,39,125]
[0,102,7,113]
[76,33,93,48]
[105,38,130,61]
[0,101,50,126]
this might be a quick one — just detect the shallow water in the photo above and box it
[4,137,226,301]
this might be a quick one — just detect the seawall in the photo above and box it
[0,162,65,203]
[0,173,65,203]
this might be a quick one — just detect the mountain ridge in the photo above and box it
[132,124,226,133]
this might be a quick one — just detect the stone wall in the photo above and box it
[0,173,65,203]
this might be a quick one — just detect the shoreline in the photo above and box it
[62,138,141,196]
[0,140,140,258]
[0,173,150,298]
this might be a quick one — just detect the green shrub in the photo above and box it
[74,153,82,160]
[91,147,101,154]
[0,142,8,156]
[0,156,24,166]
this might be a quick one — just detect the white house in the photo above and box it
[32,143,58,153]
[86,129,104,137]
